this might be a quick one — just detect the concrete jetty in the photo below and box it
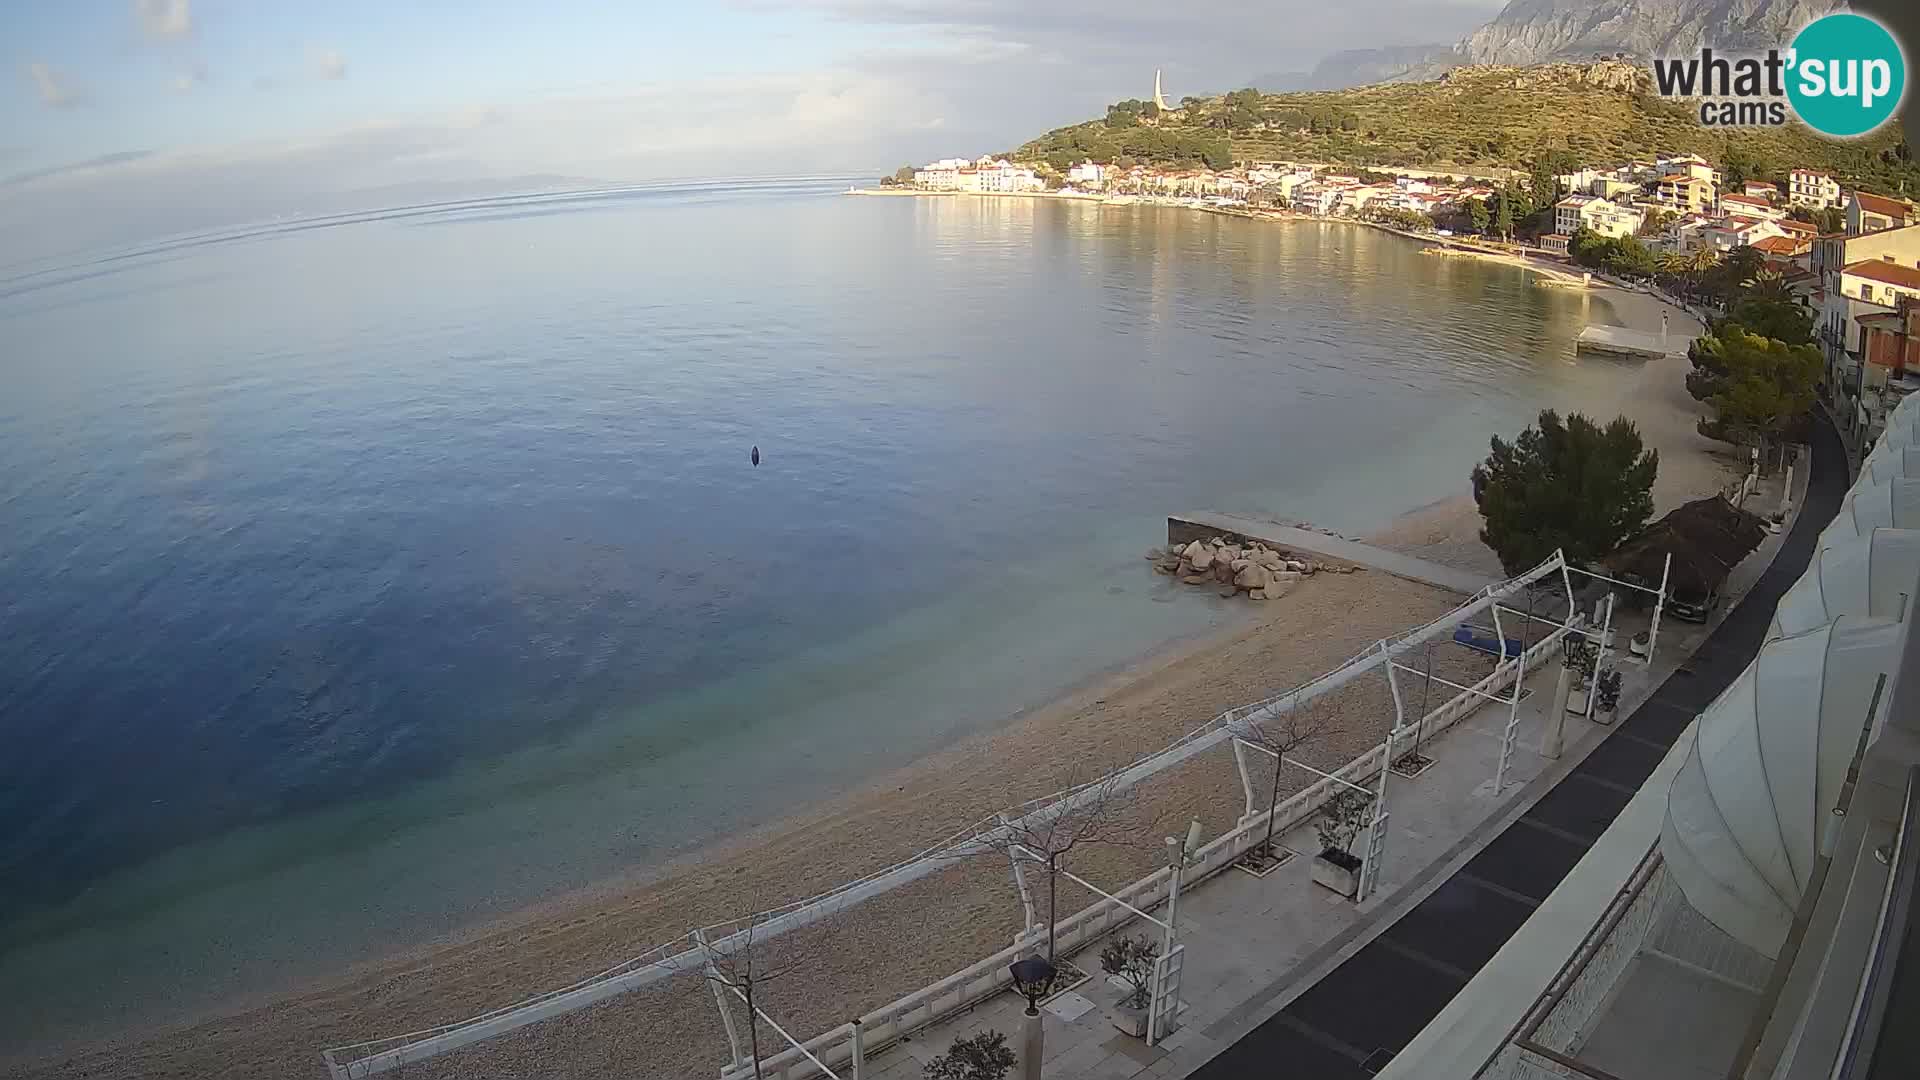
[1167,511,1497,596]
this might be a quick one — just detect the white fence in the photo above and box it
[324,553,1574,1079]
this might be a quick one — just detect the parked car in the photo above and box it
[1667,584,1721,623]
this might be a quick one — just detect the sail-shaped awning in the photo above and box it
[1771,529,1920,638]
[1661,618,1902,957]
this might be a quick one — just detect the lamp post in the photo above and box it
[1547,630,1593,759]
[1009,955,1057,1080]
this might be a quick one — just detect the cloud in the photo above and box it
[134,0,193,39]
[0,68,950,261]
[2,150,156,189]
[27,62,86,109]
[310,48,347,81]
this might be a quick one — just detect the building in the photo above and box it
[1655,172,1717,214]
[974,158,1040,193]
[1719,193,1786,221]
[1860,296,1920,406]
[912,157,973,190]
[1742,180,1780,200]
[1841,259,1920,309]
[1752,234,1811,270]
[1656,152,1719,186]
[1790,167,1843,208]
[1848,190,1920,236]
[1816,225,1920,426]
[1700,215,1788,255]
[1065,160,1108,189]
[1555,194,1645,239]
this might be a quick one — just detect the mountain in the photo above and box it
[1253,44,1459,92]
[1402,0,1847,81]
[1262,0,1850,89]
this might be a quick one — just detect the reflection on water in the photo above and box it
[0,181,1622,1046]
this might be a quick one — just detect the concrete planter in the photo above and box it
[1109,1000,1150,1038]
[1311,850,1361,899]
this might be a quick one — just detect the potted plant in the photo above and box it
[1098,935,1160,1037]
[1311,789,1372,899]
[1593,669,1623,725]
[925,1030,1017,1080]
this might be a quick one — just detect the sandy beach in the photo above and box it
[1,218,1738,1080]
[1370,283,1740,576]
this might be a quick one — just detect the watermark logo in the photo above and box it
[1650,12,1906,138]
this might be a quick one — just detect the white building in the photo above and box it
[974,158,1041,193]
[1065,160,1109,189]
[1555,194,1645,239]
[1791,167,1843,209]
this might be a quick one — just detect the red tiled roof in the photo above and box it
[1844,259,1920,290]
[1722,194,1770,206]
[1778,219,1818,235]
[1853,191,1916,218]
[1753,236,1802,255]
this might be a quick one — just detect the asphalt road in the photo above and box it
[1190,413,1848,1079]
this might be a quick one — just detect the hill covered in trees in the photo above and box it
[1015,61,1917,193]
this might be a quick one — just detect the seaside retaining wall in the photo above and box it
[720,627,1569,1080]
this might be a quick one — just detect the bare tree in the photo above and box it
[1233,692,1343,869]
[699,899,849,1080]
[977,764,1161,965]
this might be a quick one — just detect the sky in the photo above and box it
[1,0,1503,262]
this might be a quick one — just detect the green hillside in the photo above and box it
[1016,62,1917,194]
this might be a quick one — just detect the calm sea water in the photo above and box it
[0,177,1630,1047]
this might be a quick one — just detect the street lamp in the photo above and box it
[1008,955,1056,1080]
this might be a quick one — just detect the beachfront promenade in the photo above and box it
[831,432,1830,1080]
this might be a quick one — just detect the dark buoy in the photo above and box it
[750,445,760,467]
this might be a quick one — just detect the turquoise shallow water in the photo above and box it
[0,179,1629,1048]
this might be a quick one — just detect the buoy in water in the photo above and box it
[750,445,760,467]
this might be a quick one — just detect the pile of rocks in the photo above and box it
[1146,537,1355,601]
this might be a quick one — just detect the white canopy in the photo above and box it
[1771,529,1920,639]
[1662,617,1902,957]
[1817,477,1920,549]
[1860,444,1920,486]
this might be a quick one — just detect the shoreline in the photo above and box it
[9,206,1733,1080]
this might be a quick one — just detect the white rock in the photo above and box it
[1285,560,1308,573]
[1230,558,1252,572]
[1235,564,1270,591]
[1248,589,1268,601]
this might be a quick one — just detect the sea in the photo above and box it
[0,176,1633,1051]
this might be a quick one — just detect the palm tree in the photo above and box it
[1742,267,1790,301]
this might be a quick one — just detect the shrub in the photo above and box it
[924,1030,1018,1080]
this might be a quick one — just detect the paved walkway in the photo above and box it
[1192,415,1845,1080]
[1167,512,1495,596]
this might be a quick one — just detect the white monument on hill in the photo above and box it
[1153,69,1168,111]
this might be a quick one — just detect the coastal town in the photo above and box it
[882,147,1920,459]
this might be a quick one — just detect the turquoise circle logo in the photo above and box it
[1786,13,1906,138]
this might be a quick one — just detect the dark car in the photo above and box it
[1667,584,1721,623]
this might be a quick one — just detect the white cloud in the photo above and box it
[134,0,193,39]
[310,48,348,81]
[0,67,950,261]
[27,62,85,109]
